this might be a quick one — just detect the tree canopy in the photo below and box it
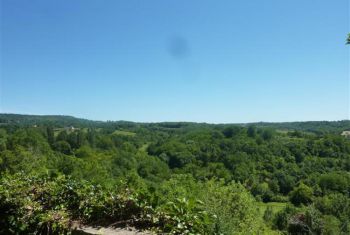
[0,114,350,234]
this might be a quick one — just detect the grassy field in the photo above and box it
[53,128,78,137]
[256,202,286,234]
[138,143,150,153]
[112,130,136,136]
[256,202,287,218]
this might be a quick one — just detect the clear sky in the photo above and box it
[1,0,349,123]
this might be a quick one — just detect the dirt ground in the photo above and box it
[73,226,154,235]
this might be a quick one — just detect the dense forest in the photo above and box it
[1,114,350,234]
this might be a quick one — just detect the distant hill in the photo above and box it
[0,114,100,128]
[247,120,350,134]
[0,113,349,134]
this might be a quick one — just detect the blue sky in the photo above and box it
[1,0,349,123]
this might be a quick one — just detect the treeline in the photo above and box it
[0,114,350,234]
[247,120,350,134]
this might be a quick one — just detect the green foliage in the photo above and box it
[289,183,314,206]
[159,198,212,234]
[0,173,72,234]
[247,125,257,138]
[263,206,274,223]
[1,114,350,233]
[322,215,341,235]
[0,129,7,151]
[222,126,241,138]
[319,172,350,194]
[199,180,265,234]
[261,128,274,141]
[46,126,55,146]
[0,173,263,234]
[273,205,298,231]
[53,141,72,155]
[252,182,274,202]
[314,193,350,233]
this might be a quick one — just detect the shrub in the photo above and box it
[289,183,313,206]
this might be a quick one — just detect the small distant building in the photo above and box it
[65,126,75,132]
[341,131,350,138]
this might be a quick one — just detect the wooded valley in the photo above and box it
[1,114,350,234]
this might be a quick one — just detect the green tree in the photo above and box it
[87,128,96,147]
[0,129,7,151]
[53,141,72,155]
[247,126,256,138]
[289,183,313,206]
[56,130,68,142]
[252,182,273,202]
[322,215,341,235]
[200,180,266,234]
[319,173,349,194]
[262,129,274,141]
[46,126,55,146]
[222,126,240,138]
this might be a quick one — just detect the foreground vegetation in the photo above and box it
[0,114,350,234]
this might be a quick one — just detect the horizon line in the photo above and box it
[0,112,349,125]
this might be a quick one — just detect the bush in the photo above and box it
[0,173,229,234]
[0,173,71,234]
[289,183,313,206]
[199,180,266,234]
